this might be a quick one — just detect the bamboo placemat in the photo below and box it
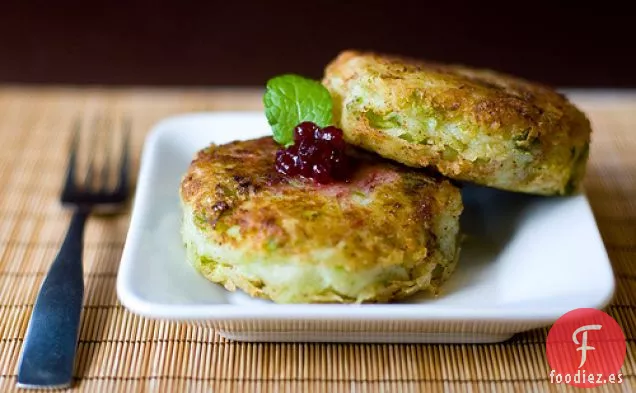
[0,86,634,393]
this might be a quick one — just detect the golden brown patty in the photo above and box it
[322,50,592,195]
[179,137,463,303]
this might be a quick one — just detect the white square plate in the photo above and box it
[116,112,615,343]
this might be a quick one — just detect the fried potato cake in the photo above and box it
[322,50,592,195]
[179,137,463,304]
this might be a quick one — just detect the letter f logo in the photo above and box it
[572,324,602,368]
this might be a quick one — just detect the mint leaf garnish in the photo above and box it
[263,74,333,147]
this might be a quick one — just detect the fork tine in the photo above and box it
[116,117,131,194]
[62,119,81,195]
[100,117,113,192]
[83,116,101,189]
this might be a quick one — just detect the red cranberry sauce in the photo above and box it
[275,121,351,184]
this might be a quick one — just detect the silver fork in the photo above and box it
[16,118,130,389]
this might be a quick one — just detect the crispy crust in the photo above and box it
[322,50,592,195]
[179,137,463,303]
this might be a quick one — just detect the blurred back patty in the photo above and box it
[179,137,463,303]
[323,51,592,195]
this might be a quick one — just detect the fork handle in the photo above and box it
[17,211,88,389]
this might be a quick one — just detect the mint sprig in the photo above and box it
[263,74,333,147]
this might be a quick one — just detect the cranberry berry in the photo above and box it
[294,121,320,142]
[275,149,300,176]
[318,126,343,141]
[275,121,350,184]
